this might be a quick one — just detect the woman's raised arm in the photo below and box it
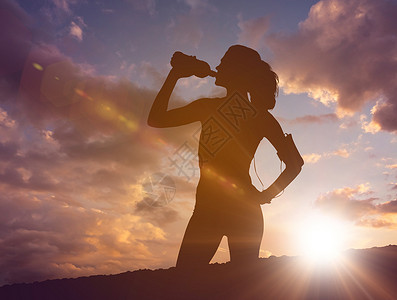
[148,68,177,127]
[147,52,212,128]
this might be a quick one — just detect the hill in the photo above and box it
[1,245,397,299]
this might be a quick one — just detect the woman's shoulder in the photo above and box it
[193,97,223,104]
[261,110,283,133]
[263,110,276,121]
[192,97,224,110]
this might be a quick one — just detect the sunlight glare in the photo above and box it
[299,215,346,264]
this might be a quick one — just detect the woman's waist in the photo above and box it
[199,164,251,184]
[194,180,261,212]
[196,174,257,201]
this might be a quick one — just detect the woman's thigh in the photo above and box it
[226,205,264,263]
[176,209,224,268]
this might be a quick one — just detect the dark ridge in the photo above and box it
[1,245,397,300]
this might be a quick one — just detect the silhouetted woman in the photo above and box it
[148,45,303,268]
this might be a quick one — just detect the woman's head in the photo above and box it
[215,45,278,110]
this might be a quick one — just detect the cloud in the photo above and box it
[0,0,202,285]
[266,0,397,133]
[302,153,322,164]
[127,0,156,16]
[386,164,397,170]
[314,184,397,228]
[0,190,168,285]
[39,0,78,23]
[0,108,16,128]
[332,148,350,158]
[101,8,115,14]
[378,200,397,213]
[370,99,397,133]
[68,16,87,42]
[0,77,193,284]
[291,113,338,124]
[179,0,216,12]
[51,0,75,14]
[238,15,269,50]
[167,15,204,48]
[166,0,217,49]
[138,61,167,88]
[302,146,351,164]
[360,113,382,133]
[69,21,83,41]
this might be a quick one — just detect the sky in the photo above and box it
[1,0,397,286]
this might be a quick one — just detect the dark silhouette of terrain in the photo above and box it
[1,245,397,299]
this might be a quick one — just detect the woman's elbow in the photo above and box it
[285,162,303,178]
[147,112,160,128]
[147,116,167,128]
[147,119,161,128]
[147,117,156,127]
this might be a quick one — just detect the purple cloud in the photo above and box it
[265,0,397,132]
[0,0,202,286]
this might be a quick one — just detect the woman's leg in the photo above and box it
[176,209,224,269]
[227,205,264,264]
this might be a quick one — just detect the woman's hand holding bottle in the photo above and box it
[170,51,216,79]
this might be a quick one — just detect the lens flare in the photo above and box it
[32,62,43,71]
[74,88,93,101]
[299,214,347,264]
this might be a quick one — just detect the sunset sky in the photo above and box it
[1,0,397,285]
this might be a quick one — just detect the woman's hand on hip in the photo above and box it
[248,185,272,205]
[259,188,274,205]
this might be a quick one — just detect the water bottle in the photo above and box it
[171,51,216,78]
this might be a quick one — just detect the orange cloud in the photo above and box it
[315,184,397,228]
[332,148,350,158]
[69,21,83,41]
[302,146,351,164]
[0,1,202,285]
[290,113,338,124]
[302,153,322,164]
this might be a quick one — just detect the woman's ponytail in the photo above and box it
[249,60,279,110]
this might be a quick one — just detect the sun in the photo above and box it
[298,214,347,264]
